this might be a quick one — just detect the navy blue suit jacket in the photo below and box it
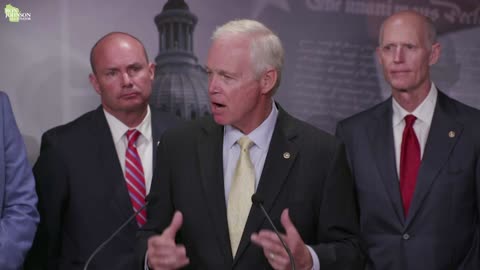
[336,91,480,270]
[25,106,180,270]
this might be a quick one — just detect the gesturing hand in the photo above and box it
[147,211,190,270]
[251,209,313,270]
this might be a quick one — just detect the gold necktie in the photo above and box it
[228,136,255,256]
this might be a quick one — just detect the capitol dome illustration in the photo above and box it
[150,0,210,119]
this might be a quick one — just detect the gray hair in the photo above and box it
[212,19,284,93]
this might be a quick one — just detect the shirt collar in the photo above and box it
[103,106,152,144]
[224,101,278,150]
[392,82,437,126]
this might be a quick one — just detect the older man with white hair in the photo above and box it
[139,19,364,270]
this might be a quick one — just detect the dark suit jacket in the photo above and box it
[138,106,364,270]
[24,107,180,270]
[336,91,480,270]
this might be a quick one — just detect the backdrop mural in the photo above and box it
[1,0,479,163]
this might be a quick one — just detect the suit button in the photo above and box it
[403,233,410,240]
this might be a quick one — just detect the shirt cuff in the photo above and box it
[144,251,150,270]
[307,245,320,270]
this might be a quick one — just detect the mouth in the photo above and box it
[391,70,410,74]
[121,92,140,99]
[211,102,226,110]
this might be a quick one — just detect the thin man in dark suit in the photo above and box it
[139,19,364,270]
[336,11,480,270]
[24,32,180,270]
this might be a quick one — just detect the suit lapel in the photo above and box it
[233,108,299,265]
[367,100,405,225]
[405,92,463,227]
[93,108,136,223]
[196,120,233,263]
[150,109,163,168]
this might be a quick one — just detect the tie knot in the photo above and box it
[404,115,417,128]
[126,129,141,145]
[237,136,254,151]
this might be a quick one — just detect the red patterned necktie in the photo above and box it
[125,129,147,227]
[400,115,420,217]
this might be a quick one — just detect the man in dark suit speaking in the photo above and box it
[138,19,364,270]
[336,11,480,270]
[25,32,179,270]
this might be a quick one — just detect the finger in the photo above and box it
[162,211,183,239]
[149,243,182,257]
[157,247,189,269]
[172,246,190,269]
[267,253,290,270]
[280,209,313,269]
[149,256,189,270]
[263,247,291,270]
[148,234,176,250]
[251,231,287,256]
[148,245,189,269]
[251,230,281,246]
[255,229,286,247]
[281,209,300,238]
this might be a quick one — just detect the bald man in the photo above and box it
[336,10,480,270]
[24,32,180,270]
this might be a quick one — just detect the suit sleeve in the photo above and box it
[311,141,365,270]
[463,141,480,269]
[0,93,39,269]
[24,130,69,270]
[472,146,480,268]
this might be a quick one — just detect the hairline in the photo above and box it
[378,11,437,47]
[89,32,149,74]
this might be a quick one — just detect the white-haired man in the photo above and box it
[139,19,364,270]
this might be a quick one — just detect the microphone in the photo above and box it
[83,201,149,270]
[251,194,296,270]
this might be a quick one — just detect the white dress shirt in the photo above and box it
[222,103,278,201]
[392,83,438,177]
[103,106,153,194]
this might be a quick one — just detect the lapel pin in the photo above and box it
[448,131,455,138]
[157,140,160,146]
[283,152,291,159]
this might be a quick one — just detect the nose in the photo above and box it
[393,46,405,63]
[208,74,219,94]
[121,72,133,87]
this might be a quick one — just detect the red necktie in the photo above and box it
[125,129,147,227]
[400,115,420,217]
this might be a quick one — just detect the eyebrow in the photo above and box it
[127,62,144,68]
[102,67,119,72]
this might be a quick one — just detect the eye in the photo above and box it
[405,44,415,50]
[218,71,235,81]
[105,70,117,77]
[382,44,393,51]
[221,73,233,80]
[127,64,143,75]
